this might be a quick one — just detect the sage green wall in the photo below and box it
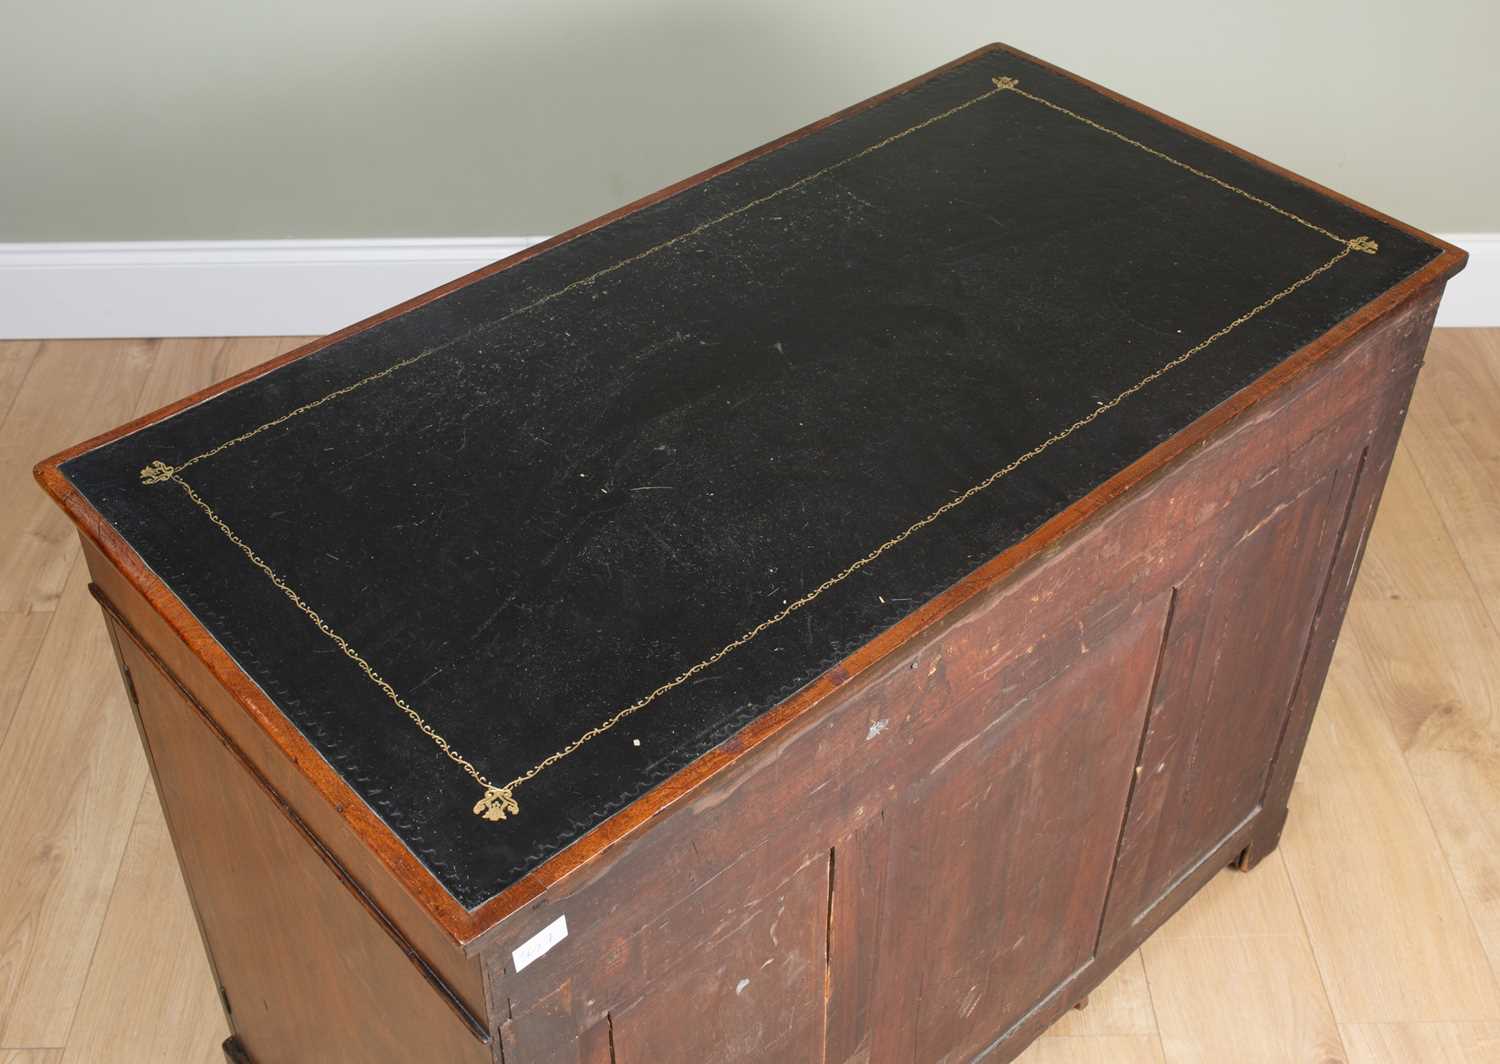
[2,1,1495,241]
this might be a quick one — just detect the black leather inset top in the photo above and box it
[63,46,1440,908]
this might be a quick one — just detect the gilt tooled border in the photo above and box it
[134,73,1381,825]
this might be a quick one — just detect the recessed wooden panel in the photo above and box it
[1101,449,1361,943]
[862,595,1171,1064]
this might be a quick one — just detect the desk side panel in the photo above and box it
[101,611,495,1063]
[81,538,492,1021]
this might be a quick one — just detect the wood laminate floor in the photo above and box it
[0,332,1498,1063]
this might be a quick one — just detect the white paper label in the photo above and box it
[512,915,568,973]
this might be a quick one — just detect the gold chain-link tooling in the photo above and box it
[168,475,502,793]
[139,74,1379,822]
[145,79,1019,487]
[993,76,1368,248]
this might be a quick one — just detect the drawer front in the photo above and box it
[499,846,830,1064]
[106,619,493,1064]
[607,854,829,1063]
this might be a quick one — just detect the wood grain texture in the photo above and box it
[0,560,149,1046]
[0,613,49,747]
[1402,329,1500,634]
[1342,1022,1500,1063]
[0,339,154,612]
[0,342,41,433]
[1280,644,1500,1022]
[58,784,224,1064]
[1014,1035,1167,1063]
[1140,852,1345,1062]
[1351,441,1474,603]
[0,1051,64,1064]
[1352,599,1500,975]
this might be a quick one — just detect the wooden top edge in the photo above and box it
[31,42,1464,949]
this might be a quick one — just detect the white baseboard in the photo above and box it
[0,233,1494,340]
[1431,233,1499,327]
[0,238,545,340]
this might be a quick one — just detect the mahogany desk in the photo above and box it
[36,42,1465,1063]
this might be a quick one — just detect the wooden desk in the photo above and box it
[35,43,1464,1063]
